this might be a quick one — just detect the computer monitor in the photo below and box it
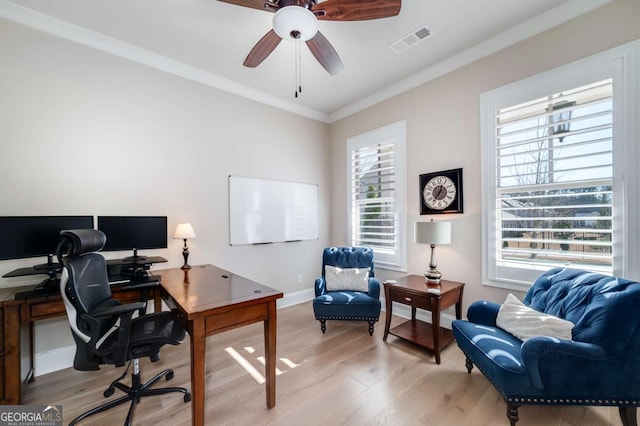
[97,216,167,260]
[0,215,94,262]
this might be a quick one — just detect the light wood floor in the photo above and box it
[26,302,620,425]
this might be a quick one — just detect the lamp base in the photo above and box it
[181,241,191,271]
[424,269,442,285]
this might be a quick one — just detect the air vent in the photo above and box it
[389,25,432,54]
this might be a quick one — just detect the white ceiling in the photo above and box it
[0,0,611,122]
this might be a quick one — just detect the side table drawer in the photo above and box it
[387,289,433,310]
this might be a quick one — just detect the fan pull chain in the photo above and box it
[294,38,302,98]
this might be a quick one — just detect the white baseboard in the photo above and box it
[383,299,456,329]
[277,287,315,308]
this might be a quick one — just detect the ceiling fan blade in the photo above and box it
[305,31,344,76]
[243,29,282,68]
[217,0,278,13]
[312,0,401,21]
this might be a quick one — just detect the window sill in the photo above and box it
[482,278,531,293]
[375,262,407,273]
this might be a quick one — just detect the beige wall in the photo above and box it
[0,18,330,291]
[0,18,330,368]
[328,0,640,311]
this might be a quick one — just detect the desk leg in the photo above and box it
[432,301,442,365]
[189,318,206,426]
[4,305,21,404]
[154,291,163,313]
[383,286,391,341]
[264,301,277,409]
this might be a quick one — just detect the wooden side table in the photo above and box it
[383,276,464,364]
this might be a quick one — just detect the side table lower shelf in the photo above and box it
[388,319,456,353]
[383,277,465,364]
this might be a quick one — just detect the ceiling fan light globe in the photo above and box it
[272,6,318,42]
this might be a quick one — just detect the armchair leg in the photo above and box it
[465,357,474,374]
[319,320,326,334]
[619,406,637,426]
[506,404,520,426]
[368,321,375,336]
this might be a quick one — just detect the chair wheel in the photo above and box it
[165,371,174,381]
[103,387,115,398]
[184,392,192,403]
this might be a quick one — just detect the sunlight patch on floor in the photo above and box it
[225,346,300,384]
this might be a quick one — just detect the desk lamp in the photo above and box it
[414,219,451,285]
[174,223,196,270]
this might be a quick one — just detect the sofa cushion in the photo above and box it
[497,294,574,341]
[325,265,369,292]
[452,320,544,398]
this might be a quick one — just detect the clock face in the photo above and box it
[423,176,457,210]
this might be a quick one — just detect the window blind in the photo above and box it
[495,78,613,273]
[350,141,397,252]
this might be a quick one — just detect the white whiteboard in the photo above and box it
[229,176,319,245]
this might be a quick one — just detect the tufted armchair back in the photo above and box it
[321,246,375,277]
[524,267,640,355]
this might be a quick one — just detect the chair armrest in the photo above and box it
[467,300,501,326]
[315,277,326,297]
[89,302,145,367]
[90,302,146,318]
[521,337,608,390]
[368,277,380,299]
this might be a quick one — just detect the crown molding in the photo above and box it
[0,0,329,123]
[327,0,613,123]
[0,0,612,124]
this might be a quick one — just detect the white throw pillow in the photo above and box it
[325,265,370,292]
[496,293,574,341]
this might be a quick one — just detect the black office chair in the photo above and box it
[57,229,190,425]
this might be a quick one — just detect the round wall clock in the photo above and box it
[420,168,463,214]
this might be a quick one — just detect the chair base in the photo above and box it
[69,367,190,426]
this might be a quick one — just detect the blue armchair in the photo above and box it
[452,268,640,426]
[312,247,381,336]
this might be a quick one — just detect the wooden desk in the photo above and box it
[157,265,283,426]
[383,276,464,364]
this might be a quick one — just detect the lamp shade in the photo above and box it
[414,220,451,245]
[272,6,318,41]
[174,223,196,240]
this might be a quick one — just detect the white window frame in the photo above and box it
[347,120,407,271]
[481,41,639,291]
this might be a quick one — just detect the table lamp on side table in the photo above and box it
[174,223,196,270]
[414,219,451,285]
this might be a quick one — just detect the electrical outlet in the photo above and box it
[297,275,303,285]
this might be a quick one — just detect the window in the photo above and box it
[481,43,639,290]
[347,121,407,270]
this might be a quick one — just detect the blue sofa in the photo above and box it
[312,247,381,336]
[452,268,640,426]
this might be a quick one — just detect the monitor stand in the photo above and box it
[14,254,62,300]
[33,253,61,272]
[14,276,60,299]
[123,248,147,262]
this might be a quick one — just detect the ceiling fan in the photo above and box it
[218,0,402,76]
